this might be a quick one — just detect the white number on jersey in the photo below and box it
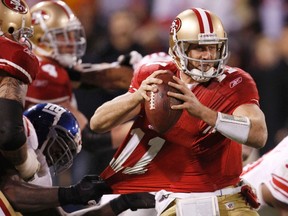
[41,64,58,78]
[110,128,165,174]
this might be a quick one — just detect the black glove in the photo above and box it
[65,66,82,81]
[117,51,143,68]
[58,175,112,206]
[81,125,112,153]
[110,192,155,215]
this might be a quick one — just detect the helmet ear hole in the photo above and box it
[8,27,14,34]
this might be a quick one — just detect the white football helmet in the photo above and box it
[0,0,33,49]
[30,0,86,67]
[169,8,228,82]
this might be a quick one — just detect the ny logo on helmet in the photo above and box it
[43,103,66,121]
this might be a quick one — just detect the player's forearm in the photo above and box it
[81,66,133,90]
[200,104,267,148]
[3,179,59,211]
[90,93,141,133]
[233,104,267,148]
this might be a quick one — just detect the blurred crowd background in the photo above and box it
[25,0,288,183]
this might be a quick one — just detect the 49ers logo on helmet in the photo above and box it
[32,10,49,25]
[170,18,181,34]
[2,0,28,14]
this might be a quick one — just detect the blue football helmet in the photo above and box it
[24,103,82,175]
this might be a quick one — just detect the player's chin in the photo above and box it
[200,65,213,71]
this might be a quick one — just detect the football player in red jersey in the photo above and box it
[90,8,268,216]
[25,0,88,131]
[26,0,138,147]
[0,0,40,181]
[25,1,137,188]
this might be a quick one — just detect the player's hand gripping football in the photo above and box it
[143,70,183,133]
[167,76,206,119]
[136,70,168,102]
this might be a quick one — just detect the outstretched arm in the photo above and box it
[90,70,168,133]
[1,174,111,212]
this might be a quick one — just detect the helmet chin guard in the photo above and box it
[185,68,216,83]
[54,53,79,68]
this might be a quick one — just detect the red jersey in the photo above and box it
[101,61,260,194]
[0,37,38,84]
[25,58,72,108]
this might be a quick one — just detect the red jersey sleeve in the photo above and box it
[0,37,38,84]
[208,66,260,114]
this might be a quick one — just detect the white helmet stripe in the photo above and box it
[192,8,213,33]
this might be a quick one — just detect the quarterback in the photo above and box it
[90,7,267,216]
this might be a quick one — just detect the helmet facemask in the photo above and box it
[40,125,81,175]
[39,20,86,67]
[32,8,86,68]
[169,8,229,82]
[12,17,33,50]
[170,29,228,82]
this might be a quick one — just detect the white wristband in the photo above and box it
[215,112,251,144]
[15,148,40,181]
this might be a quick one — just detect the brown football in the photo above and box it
[145,71,183,133]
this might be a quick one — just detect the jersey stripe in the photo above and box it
[271,174,288,197]
[0,192,12,216]
[0,59,32,83]
[0,200,11,216]
[25,96,70,104]
[192,8,213,33]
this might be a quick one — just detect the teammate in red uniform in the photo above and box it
[0,0,40,181]
[25,0,88,131]
[26,1,139,184]
[90,8,268,216]
[26,0,137,141]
